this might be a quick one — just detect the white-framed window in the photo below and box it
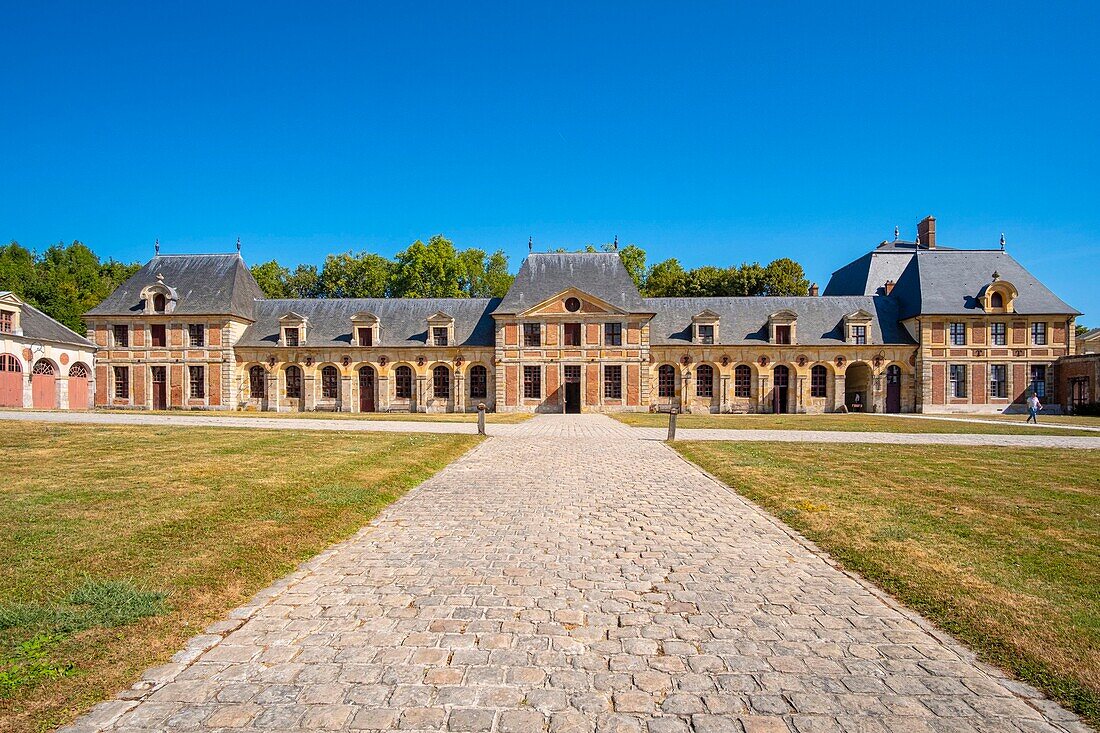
[605,322,623,346]
[1031,365,1047,397]
[188,365,205,398]
[852,325,867,345]
[523,365,541,399]
[949,364,967,398]
[950,322,966,346]
[188,323,205,347]
[990,364,1007,399]
[1031,322,1047,345]
[604,365,623,399]
[991,322,1006,346]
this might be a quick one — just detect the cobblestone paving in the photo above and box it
[63,414,1085,733]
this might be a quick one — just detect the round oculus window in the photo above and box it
[564,297,581,312]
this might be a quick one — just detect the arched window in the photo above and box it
[991,291,1004,309]
[696,364,714,398]
[810,365,827,397]
[469,365,488,399]
[734,364,751,398]
[285,365,302,399]
[249,365,266,398]
[395,365,413,399]
[68,363,89,379]
[433,365,450,399]
[32,359,56,376]
[153,293,166,313]
[321,365,339,399]
[657,364,676,398]
[1,354,22,372]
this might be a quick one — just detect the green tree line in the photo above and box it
[0,237,814,334]
[0,241,141,334]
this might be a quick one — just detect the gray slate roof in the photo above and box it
[0,293,93,347]
[495,253,648,314]
[1080,328,1100,341]
[85,254,265,319]
[237,298,500,348]
[823,249,917,296]
[889,249,1079,318]
[645,296,914,346]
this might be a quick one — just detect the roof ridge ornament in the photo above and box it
[154,238,160,255]
[894,226,899,241]
[528,236,532,253]
[992,270,1000,282]
[1000,233,1006,251]
[613,235,618,251]
[237,237,242,253]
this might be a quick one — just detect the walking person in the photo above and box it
[1026,392,1043,424]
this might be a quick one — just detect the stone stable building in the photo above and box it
[84,217,1081,414]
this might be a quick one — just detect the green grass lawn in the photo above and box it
[676,441,1100,726]
[0,423,479,733]
[922,412,1100,429]
[143,408,532,424]
[612,411,1099,435]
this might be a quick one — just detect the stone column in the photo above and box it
[303,373,316,411]
[758,375,770,413]
[378,374,390,412]
[720,373,730,413]
[416,375,427,413]
[454,371,465,413]
[835,372,846,412]
[267,371,280,412]
[682,367,693,413]
[796,375,806,413]
[340,375,353,412]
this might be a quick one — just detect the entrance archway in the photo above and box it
[359,365,377,412]
[773,365,790,414]
[68,363,90,410]
[885,365,902,413]
[32,359,57,409]
[0,354,22,408]
[845,362,872,411]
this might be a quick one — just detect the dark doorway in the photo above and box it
[563,365,581,413]
[885,365,901,413]
[773,365,790,414]
[359,366,376,412]
[151,366,167,409]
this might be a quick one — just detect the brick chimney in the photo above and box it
[884,280,896,295]
[917,216,936,249]
[809,283,819,296]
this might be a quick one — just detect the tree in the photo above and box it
[684,266,728,297]
[0,242,38,298]
[319,252,391,298]
[645,259,688,297]
[390,235,465,298]
[761,258,810,296]
[728,262,767,296]
[482,251,514,297]
[617,244,647,290]
[1077,324,1092,337]
[287,264,321,299]
[250,260,291,299]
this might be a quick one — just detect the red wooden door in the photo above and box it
[32,374,56,409]
[152,367,167,410]
[359,367,375,412]
[0,356,21,408]
[69,377,88,409]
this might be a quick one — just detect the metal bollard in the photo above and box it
[477,402,487,435]
[667,408,678,441]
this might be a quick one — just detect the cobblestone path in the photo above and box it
[62,415,1084,732]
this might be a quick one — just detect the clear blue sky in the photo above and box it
[3,2,1097,323]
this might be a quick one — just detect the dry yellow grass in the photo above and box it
[676,441,1100,726]
[0,423,479,733]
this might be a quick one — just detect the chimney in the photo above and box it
[917,215,936,249]
[809,283,819,297]
[884,279,896,295]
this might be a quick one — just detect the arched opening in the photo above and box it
[359,365,377,412]
[68,362,90,410]
[772,365,790,413]
[432,365,450,399]
[733,364,752,399]
[249,365,266,399]
[153,293,166,313]
[845,362,872,411]
[468,364,488,401]
[320,365,339,400]
[0,354,23,408]
[990,291,1004,309]
[810,364,828,399]
[695,364,714,399]
[394,365,413,400]
[285,365,302,400]
[657,364,676,400]
[32,359,57,409]
[885,364,902,413]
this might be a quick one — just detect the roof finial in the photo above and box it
[154,238,160,255]
[528,236,533,253]
[915,232,921,249]
[992,270,1000,281]
[1000,232,1006,251]
[236,237,241,253]
[894,225,899,241]
[613,235,618,251]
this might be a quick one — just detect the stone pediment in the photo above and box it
[520,288,628,317]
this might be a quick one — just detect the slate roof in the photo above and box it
[645,296,914,346]
[1080,328,1100,341]
[237,298,500,348]
[85,254,265,319]
[889,249,1079,318]
[0,293,94,347]
[494,253,648,314]
[823,249,916,296]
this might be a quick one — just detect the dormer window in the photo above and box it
[427,310,455,347]
[278,312,308,347]
[768,310,798,345]
[0,294,23,335]
[981,277,1017,313]
[843,309,873,345]
[692,309,720,345]
[0,310,13,334]
[153,294,166,313]
[990,292,1003,309]
[139,276,178,315]
[351,312,380,347]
